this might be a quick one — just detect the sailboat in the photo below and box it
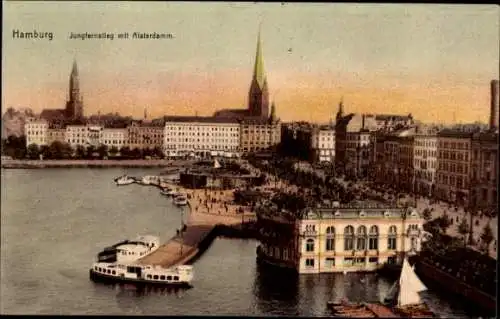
[384,258,434,317]
[327,258,434,318]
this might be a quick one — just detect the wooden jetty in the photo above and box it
[135,177,249,268]
[138,224,216,268]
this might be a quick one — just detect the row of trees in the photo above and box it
[20,141,165,160]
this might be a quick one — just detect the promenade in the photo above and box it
[1,159,177,168]
[136,179,255,268]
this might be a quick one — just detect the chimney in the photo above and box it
[490,79,499,131]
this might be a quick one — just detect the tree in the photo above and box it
[480,223,494,255]
[40,145,50,160]
[109,146,119,157]
[86,145,96,159]
[75,145,86,159]
[26,143,40,159]
[437,214,451,234]
[131,147,142,159]
[153,146,164,159]
[119,146,131,158]
[97,144,108,159]
[457,218,469,248]
[48,141,72,159]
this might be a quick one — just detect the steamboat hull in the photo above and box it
[89,269,192,288]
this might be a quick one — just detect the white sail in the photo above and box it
[214,159,221,169]
[397,258,427,307]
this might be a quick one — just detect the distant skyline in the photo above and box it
[2,2,499,124]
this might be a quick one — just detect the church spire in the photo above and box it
[253,25,266,89]
[336,96,344,121]
[269,100,277,123]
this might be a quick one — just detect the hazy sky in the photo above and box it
[2,2,499,123]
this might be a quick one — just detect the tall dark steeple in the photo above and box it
[336,96,344,121]
[248,26,269,119]
[269,100,277,123]
[65,59,83,120]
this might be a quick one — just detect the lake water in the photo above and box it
[0,168,473,316]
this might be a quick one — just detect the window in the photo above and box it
[305,239,315,252]
[325,257,335,268]
[153,275,159,280]
[94,266,98,271]
[344,226,354,250]
[368,225,379,250]
[305,258,315,267]
[174,276,179,281]
[325,226,335,251]
[356,226,367,250]
[112,271,116,275]
[388,225,397,250]
[167,276,172,280]
[147,274,152,279]
[368,257,378,263]
[343,257,354,266]
[355,257,365,264]
[160,275,165,280]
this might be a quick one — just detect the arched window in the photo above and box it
[326,226,335,251]
[368,225,379,250]
[344,225,354,251]
[356,226,367,250]
[387,225,397,250]
[306,239,315,252]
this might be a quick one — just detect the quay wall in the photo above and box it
[415,260,496,315]
[1,159,172,169]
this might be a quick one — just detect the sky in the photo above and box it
[2,2,499,124]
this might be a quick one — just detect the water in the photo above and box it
[0,168,472,316]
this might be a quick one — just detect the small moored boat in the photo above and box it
[173,194,188,206]
[160,188,173,196]
[115,175,135,186]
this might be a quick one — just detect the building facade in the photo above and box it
[310,126,335,162]
[163,116,240,157]
[435,130,473,205]
[257,204,424,274]
[101,128,128,149]
[127,122,164,150]
[240,107,280,154]
[47,128,67,144]
[470,132,498,212]
[413,134,438,196]
[25,119,49,147]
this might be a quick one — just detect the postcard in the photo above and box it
[1,2,498,317]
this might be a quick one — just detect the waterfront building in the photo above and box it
[435,130,473,205]
[163,116,240,157]
[101,128,128,149]
[372,128,416,190]
[127,121,164,150]
[256,202,424,274]
[65,125,87,147]
[25,118,49,147]
[239,103,280,154]
[335,101,377,177]
[310,125,335,163]
[470,132,498,212]
[413,132,438,196]
[47,127,67,144]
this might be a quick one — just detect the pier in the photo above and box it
[135,176,256,268]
